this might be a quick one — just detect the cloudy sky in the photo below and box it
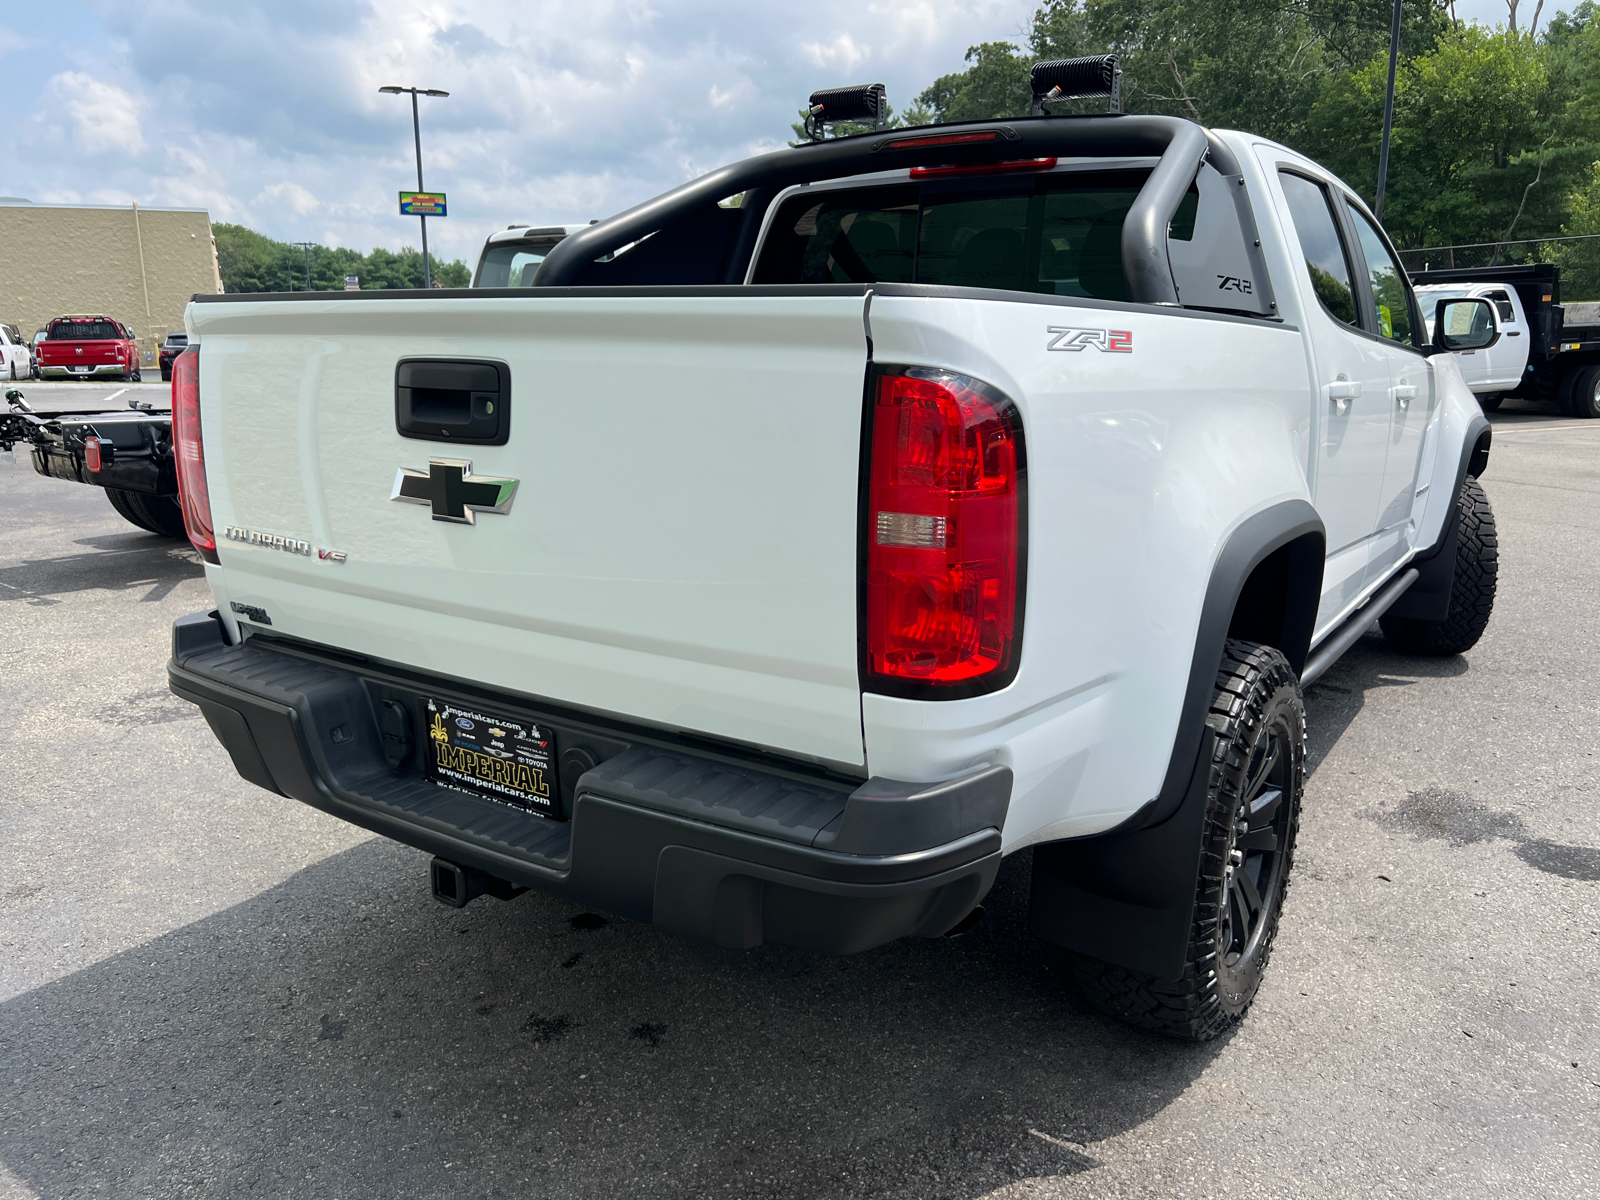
[0,0,1552,266]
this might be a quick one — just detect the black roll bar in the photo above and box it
[534,115,1213,306]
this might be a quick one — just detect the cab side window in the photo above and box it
[1485,289,1516,322]
[1277,171,1358,328]
[1350,208,1416,345]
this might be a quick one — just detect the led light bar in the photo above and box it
[806,83,888,138]
[1030,55,1121,116]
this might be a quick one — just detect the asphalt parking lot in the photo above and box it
[5,378,171,416]
[1,400,1596,1200]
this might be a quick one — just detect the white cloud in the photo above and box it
[43,72,146,156]
[802,33,869,72]
[10,1,1043,261]
[258,182,321,215]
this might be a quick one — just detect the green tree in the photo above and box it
[213,223,473,292]
[1550,159,1600,300]
[911,42,1034,124]
[1306,26,1590,246]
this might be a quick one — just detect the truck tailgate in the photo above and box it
[190,292,871,769]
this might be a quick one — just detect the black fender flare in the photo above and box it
[1146,498,1324,828]
[1387,412,1490,622]
[1029,498,1324,980]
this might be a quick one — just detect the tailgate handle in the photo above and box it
[396,359,510,446]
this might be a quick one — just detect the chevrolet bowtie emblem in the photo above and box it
[391,458,518,524]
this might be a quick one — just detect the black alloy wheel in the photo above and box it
[1214,709,1295,1005]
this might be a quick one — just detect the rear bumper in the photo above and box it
[167,611,1007,953]
[40,363,126,378]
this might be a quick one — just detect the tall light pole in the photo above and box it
[379,85,449,288]
[1374,0,1402,221]
[291,241,316,291]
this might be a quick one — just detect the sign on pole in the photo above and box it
[344,275,361,291]
[399,191,447,217]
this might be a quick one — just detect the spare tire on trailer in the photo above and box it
[105,488,187,539]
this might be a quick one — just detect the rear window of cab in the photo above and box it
[752,170,1196,301]
[48,320,124,340]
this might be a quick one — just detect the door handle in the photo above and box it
[1393,382,1418,410]
[1326,375,1360,414]
[1506,331,1521,337]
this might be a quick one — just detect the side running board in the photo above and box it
[1301,568,1419,687]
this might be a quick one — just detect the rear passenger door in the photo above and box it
[1345,202,1435,582]
[1271,167,1392,631]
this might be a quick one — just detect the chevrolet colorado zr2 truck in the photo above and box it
[163,98,1500,1041]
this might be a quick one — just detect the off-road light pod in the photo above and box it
[171,346,217,564]
[1029,54,1121,115]
[864,368,1025,697]
[806,84,888,137]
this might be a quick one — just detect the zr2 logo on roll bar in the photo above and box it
[1046,326,1133,353]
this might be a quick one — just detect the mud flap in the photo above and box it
[1028,729,1214,981]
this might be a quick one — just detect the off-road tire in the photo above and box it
[105,488,187,538]
[1477,393,1502,413]
[1567,365,1600,419]
[1070,640,1305,1041]
[1378,476,1496,655]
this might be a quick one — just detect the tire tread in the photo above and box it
[1070,640,1304,1041]
[1379,476,1497,655]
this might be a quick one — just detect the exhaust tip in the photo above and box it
[943,905,986,938]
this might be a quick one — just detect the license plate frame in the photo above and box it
[422,698,559,818]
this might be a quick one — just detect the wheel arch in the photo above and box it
[1027,499,1322,980]
[1146,499,1323,829]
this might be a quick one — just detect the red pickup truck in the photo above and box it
[37,315,142,381]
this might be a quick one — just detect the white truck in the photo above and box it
[164,104,1500,1041]
[471,224,588,288]
[1413,263,1600,416]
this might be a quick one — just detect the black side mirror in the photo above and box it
[1430,297,1499,353]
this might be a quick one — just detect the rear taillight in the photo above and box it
[864,368,1025,695]
[83,437,103,472]
[171,346,217,563]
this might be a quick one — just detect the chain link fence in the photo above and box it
[1398,234,1600,301]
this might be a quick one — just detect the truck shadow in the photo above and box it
[1301,630,1469,778]
[0,538,200,605]
[0,837,1221,1200]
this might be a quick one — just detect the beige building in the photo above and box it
[0,200,223,368]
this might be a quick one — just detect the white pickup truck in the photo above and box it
[1413,265,1600,416]
[471,224,587,288]
[165,107,1499,1040]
